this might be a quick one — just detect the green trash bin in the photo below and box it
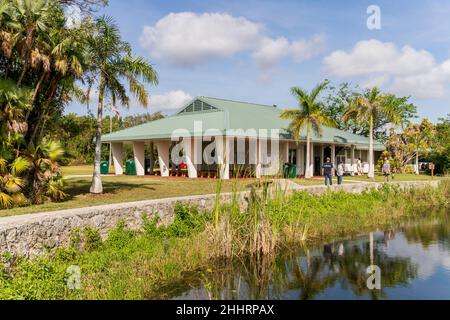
[289,164,297,178]
[125,159,137,175]
[100,161,109,174]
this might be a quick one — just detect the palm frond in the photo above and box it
[4,176,25,193]
[0,192,13,209]
[10,156,30,175]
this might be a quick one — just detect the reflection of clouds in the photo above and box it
[382,233,450,279]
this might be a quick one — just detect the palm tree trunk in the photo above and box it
[31,71,47,104]
[305,122,312,178]
[415,151,419,175]
[369,232,374,266]
[90,75,105,194]
[368,115,375,178]
[17,63,28,87]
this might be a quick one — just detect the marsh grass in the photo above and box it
[0,180,448,299]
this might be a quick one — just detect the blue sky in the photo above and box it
[66,0,450,122]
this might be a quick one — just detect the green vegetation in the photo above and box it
[384,118,435,174]
[0,0,159,208]
[86,15,158,194]
[280,80,335,179]
[323,82,417,142]
[52,112,163,165]
[0,180,448,299]
[0,176,257,217]
[342,87,402,178]
[427,114,450,174]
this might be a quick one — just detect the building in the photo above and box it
[101,96,385,179]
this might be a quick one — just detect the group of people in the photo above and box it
[321,157,345,186]
[321,157,394,186]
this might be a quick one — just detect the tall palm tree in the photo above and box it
[280,80,334,178]
[3,0,54,86]
[343,87,401,178]
[86,16,158,194]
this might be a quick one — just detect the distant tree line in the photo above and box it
[50,112,163,165]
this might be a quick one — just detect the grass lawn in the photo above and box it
[61,165,95,176]
[293,177,359,185]
[1,166,446,218]
[344,172,447,182]
[0,175,258,217]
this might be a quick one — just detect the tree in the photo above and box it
[323,82,417,142]
[427,115,450,174]
[384,119,435,174]
[3,0,54,86]
[404,119,435,174]
[85,16,158,194]
[280,80,334,178]
[343,87,401,178]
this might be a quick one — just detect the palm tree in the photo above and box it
[4,0,54,86]
[86,16,158,194]
[343,87,401,178]
[280,80,334,178]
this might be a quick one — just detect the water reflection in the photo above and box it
[152,212,450,300]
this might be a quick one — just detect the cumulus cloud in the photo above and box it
[140,12,326,73]
[140,12,262,67]
[253,33,326,70]
[149,90,193,112]
[323,39,450,99]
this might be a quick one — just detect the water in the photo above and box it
[158,212,450,300]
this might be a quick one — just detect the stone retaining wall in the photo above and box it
[0,180,441,257]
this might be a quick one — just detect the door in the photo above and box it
[314,156,321,176]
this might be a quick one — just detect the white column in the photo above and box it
[296,145,303,176]
[183,138,198,178]
[255,138,262,178]
[216,136,230,180]
[111,142,123,175]
[350,146,355,176]
[156,140,170,177]
[309,142,314,176]
[133,141,145,176]
[282,141,289,164]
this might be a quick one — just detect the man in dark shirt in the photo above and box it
[322,157,334,186]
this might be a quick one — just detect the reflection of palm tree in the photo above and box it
[288,249,338,300]
[337,240,417,299]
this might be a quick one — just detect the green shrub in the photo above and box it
[106,221,135,249]
[83,227,102,252]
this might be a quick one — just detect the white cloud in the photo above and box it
[253,33,326,70]
[291,33,326,63]
[140,12,326,74]
[140,12,262,67]
[253,37,290,69]
[149,90,193,112]
[323,39,450,99]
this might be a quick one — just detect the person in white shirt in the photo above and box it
[337,161,345,185]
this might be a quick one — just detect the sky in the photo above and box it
[66,0,450,122]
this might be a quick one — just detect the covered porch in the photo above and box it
[108,138,380,179]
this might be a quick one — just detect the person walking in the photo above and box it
[322,157,334,186]
[337,161,345,186]
[356,158,363,175]
[382,159,391,183]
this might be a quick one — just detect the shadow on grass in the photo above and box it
[64,179,161,201]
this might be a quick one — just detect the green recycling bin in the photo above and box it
[100,161,109,174]
[289,164,297,178]
[125,159,137,175]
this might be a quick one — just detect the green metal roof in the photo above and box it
[102,96,385,150]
